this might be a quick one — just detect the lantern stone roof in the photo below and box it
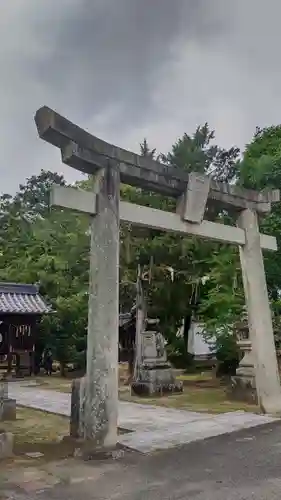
[0,282,51,315]
[119,312,132,328]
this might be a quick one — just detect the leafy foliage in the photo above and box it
[5,122,276,373]
[238,125,281,300]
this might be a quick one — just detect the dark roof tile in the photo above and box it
[0,283,51,314]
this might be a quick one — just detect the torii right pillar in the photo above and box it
[238,208,281,414]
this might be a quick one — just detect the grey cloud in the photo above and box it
[1,0,281,194]
[29,0,206,124]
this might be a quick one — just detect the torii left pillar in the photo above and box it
[69,164,120,450]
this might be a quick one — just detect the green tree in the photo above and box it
[202,124,281,360]
[121,126,241,365]
[139,138,157,159]
[238,125,281,300]
[0,172,90,373]
[162,123,239,182]
[0,123,243,372]
[14,170,66,219]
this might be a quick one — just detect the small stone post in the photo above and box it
[238,208,281,414]
[0,379,16,422]
[0,380,4,421]
[0,379,14,459]
[72,164,120,449]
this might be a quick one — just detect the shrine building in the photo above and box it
[0,282,51,376]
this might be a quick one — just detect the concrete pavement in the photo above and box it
[8,382,279,453]
[3,421,281,499]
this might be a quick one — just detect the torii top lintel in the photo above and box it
[35,106,279,213]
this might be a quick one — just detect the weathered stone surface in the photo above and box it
[25,451,44,458]
[132,367,183,396]
[178,172,211,223]
[83,167,119,447]
[0,380,16,421]
[50,185,277,251]
[132,330,183,397]
[50,166,120,448]
[0,431,13,459]
[1,399,16,421]
[51,185,97,215]
[142,330,167,366]
[35,105,278,210]
[0,380,4,420]
[70,440,125,461]
[228,376,258,405]
[238,209,281,414]
[70,378,81,438]
[70,377,86,438]
[228,340,258,405]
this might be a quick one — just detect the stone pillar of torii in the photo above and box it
[35,106,281,450]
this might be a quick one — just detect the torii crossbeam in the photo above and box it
[35,106,281,450]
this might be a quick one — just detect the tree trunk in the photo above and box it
[183,315,192,354]
[60,362,66,377]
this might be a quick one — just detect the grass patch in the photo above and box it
[1,407,69,447]
[177,372,213,381]
[1,407,129,467]
[0,407,75,464]
[25,376,72,393]
[13,369,258,415]
[27,364,130,393]
[119,386,259,414]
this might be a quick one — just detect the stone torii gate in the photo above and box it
[35,106,281,449]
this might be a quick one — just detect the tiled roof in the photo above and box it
[0,283,51,315]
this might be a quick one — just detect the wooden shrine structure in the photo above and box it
[0,282,51,377]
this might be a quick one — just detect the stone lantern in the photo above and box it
[229,312,257,404]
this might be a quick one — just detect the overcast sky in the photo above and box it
[1,0,281,194]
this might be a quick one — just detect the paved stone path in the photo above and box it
[9,383,278,453]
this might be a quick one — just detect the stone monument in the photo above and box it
[132,320,183,396]
[131,271,182,396]
[0,379,14,459]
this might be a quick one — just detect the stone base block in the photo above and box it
[70,377,118,450]
[132,366,183,397]
[70,377,86,439]
[1,398,16,421]
[63,435,125,461]
[0,432,13,459]
[227,376,258,405]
